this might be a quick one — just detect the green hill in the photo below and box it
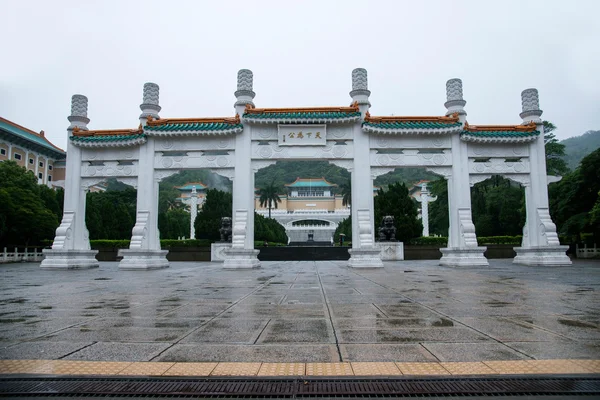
[561,130,600,170]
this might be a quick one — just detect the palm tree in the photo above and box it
[258,179,282,218]
[340,179,351,207]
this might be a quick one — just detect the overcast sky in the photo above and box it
[1,0,599,150]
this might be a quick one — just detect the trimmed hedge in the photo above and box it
[89,239,213,249]
[408,236,524,246]
[254,241,287,247]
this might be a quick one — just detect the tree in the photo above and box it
[339,180,351,207]
[543,121,569,176]
[257,179,282,219]
[85,188,136,240]
[428,179,449,237]
[374,182,422,242]
[255,213,287,244]
[0,161,60,246]
[194,189,233,241]
[549,148,600,241]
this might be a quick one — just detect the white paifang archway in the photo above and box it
[40,70,571,270]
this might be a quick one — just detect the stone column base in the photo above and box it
[40,249,99,269]
[374,241,404,261]
[513,246,571,266]
[348,247,384,268]
[211,242,231,262]
[223,248,260,269]
[118,249,169,270]
[440,247,488,267]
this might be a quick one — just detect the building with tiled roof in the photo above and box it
[0,117,66,186]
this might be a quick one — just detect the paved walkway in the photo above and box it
[0,259,599,376]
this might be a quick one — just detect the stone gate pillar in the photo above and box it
[440,79,488,267]
[348,68,383,268]
[41,95,99,269]
[223,69,260,268]
[118,83,169,270]
[514,89,571,266]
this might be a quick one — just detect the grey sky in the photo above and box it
[1,0,599,151]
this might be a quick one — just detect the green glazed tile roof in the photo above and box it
[460,130,540,138]
[175,183,208,191]
[145,122,243,132]
[244,111,361,120]
[0,117,65,157]
[363,120,462,129]
[285,178,337,188]
[70,133,146,142]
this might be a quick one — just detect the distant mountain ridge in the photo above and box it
[561,130,600,170]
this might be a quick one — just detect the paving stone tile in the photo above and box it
[440,362,496,375]
[337,327,489,344]
[0,359,51,374]
[181,319,269,343]
[118,362,175,375]
[350,362,402,375]
[524,359,594,374]
[422,343,527,362]
[163,362,218,376]
[155,344,338,363]
[306,362,353,376]
[505,340,600,359]
[257,362,305,376]
[258,319,334,343]
[0,341,93,360]
[211,362,261,376]
[340,344,437,362]
[395,362,450,375]
[63,342,172,362]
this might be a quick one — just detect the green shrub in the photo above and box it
[408,237,448,246]
[90,240,130,248]
[254,241,287,247]
[477,236,522,245]
[160,239,213,248]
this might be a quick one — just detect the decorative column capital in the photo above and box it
[520,88,543,124]
[349,68,371,107]
[234,69,256,107]
[68,94,90,131]
[444,78,466,117]
[140,82,161,123]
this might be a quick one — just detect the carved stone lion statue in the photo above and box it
[378,215,397,241]
[219,217,232,242]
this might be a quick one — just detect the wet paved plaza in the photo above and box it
[0,260,599,363]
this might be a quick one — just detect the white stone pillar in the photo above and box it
[34,153,40,184]
[118,83,169,270]
[347,68,382,268]
[440,79,488,267]
[190,186,198,239]
[223,69,260,268]
[514,89,571,266]
[420,183,437,237]
[41,95,99,269]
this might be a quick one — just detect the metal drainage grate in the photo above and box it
[0,375,599,398]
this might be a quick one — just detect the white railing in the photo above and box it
[1,247,44,263]
[576,244,600,259]
[255,208,350,216]
[287,225,336,230]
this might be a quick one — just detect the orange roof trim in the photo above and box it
[0,117,65,152]
[244,103,360,115]
[72,126,143,137]
[146,114,240,126]
[464,122,537,132]
[364,112,460,123]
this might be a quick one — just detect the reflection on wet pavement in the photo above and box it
[0,259,598,363]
